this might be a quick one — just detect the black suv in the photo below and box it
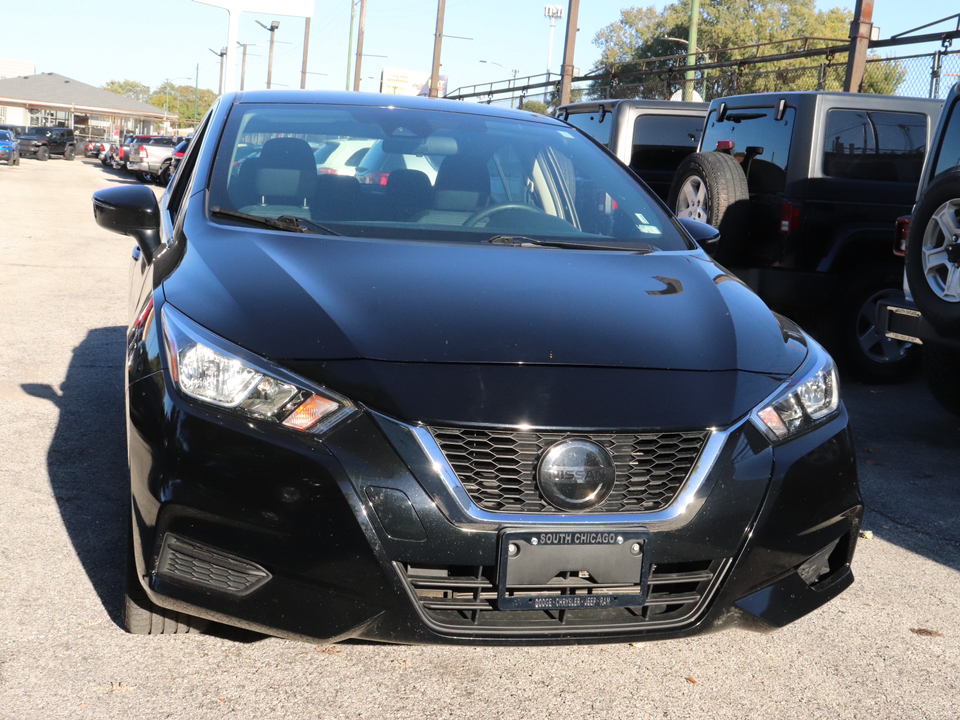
[559,98,709,202]
[669,92,943,382]
[882,83,960,417]
[18,126,76,161]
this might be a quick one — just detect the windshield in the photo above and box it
[27,127,52,137]
[208,103,691,251]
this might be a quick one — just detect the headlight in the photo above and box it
[161,304,355,434]
[751,338,840,442]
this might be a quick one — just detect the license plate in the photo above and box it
[497,529,646,611]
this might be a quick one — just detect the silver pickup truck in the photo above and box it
[128,136,181,183]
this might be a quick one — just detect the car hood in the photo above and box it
[162,223,807,377]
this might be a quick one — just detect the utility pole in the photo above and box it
[256,20,280,89]
[301,18,311,89]
[684,0,700,101]
[353,0,367,92]
[429,0,446,97]
[194,63,199,123]
[346,1,356,90]
[844,0,874,92]
[558,0,579,106]
[210,47,227,95]
[236,41,256,91]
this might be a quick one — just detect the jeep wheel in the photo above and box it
[905,172,960,339]
[64,146,75,161]
[829,262,919,383]
[125,518,208,635]
[923,344,960,418]
[37,146,49,161]
[669,152,749,264]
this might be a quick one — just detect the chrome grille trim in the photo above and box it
[409,422,734,528]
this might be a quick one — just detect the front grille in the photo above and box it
[400,558,729,633]
[431,427,709,513]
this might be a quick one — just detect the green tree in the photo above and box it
[103,79,152,103]
[520,99,550,115]
[589,1,905,100]
[149,83,217,126]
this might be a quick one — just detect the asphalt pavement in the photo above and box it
[0,155,957,720]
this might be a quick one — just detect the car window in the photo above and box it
[701,107,795,194]
[930,100,960,181]
[0,131,10,141]
[823,109,927,183]
[630,115,703,174]
[168,108,214,220]
[564,110,613,147]
[207,103,690,251]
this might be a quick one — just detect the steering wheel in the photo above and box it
[463,203,545,227]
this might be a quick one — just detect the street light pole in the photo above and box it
[256,20,280,89]
[210,47,227,94]
[480,60,518,107]
[237,41,257,91]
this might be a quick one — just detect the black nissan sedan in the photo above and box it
[92,91,862,644]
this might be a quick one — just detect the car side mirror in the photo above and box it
[677,217,721,256]
[93,185,162,263]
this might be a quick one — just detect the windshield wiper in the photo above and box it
[487,235,654,253]
[210,207,340,235]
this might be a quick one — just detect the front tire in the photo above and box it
[37,146,49,161]
[827,262,919,383]
[669,152,749,264]
[124,519,208,635]
[905,172,960,339]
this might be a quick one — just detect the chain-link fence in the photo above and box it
[447,42,960,111]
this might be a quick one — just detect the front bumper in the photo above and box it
[0,147,15,161]
[126,351,862,645]
[18,142,41,156]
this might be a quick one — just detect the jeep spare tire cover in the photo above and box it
[905,172,960,339]
[669,152,749,263]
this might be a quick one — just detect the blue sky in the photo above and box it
[3,1,957,97]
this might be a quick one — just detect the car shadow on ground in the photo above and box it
[22,326,265,643]
[843,376,960,573]
[22,326,129,628]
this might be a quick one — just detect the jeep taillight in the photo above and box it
[894,215,911,257]
[780,201,802,235]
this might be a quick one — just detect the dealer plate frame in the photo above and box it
[497,528,648,611]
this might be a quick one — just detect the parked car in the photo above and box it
[558,98,709,202]
[18,126,76,161]
[100,142,117,166]
[882,82,960,417]
[353,138,443,185]
[93,90,861,645]
[128,136,181,183]
[667,92,943,383]
[112,134,152,172]
[0,129,20,165]
[314,137,376,176]
[157,139,190,186]
[0,123,27,139]
[83,139,105,158]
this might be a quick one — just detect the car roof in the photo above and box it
[229,90,566,126]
